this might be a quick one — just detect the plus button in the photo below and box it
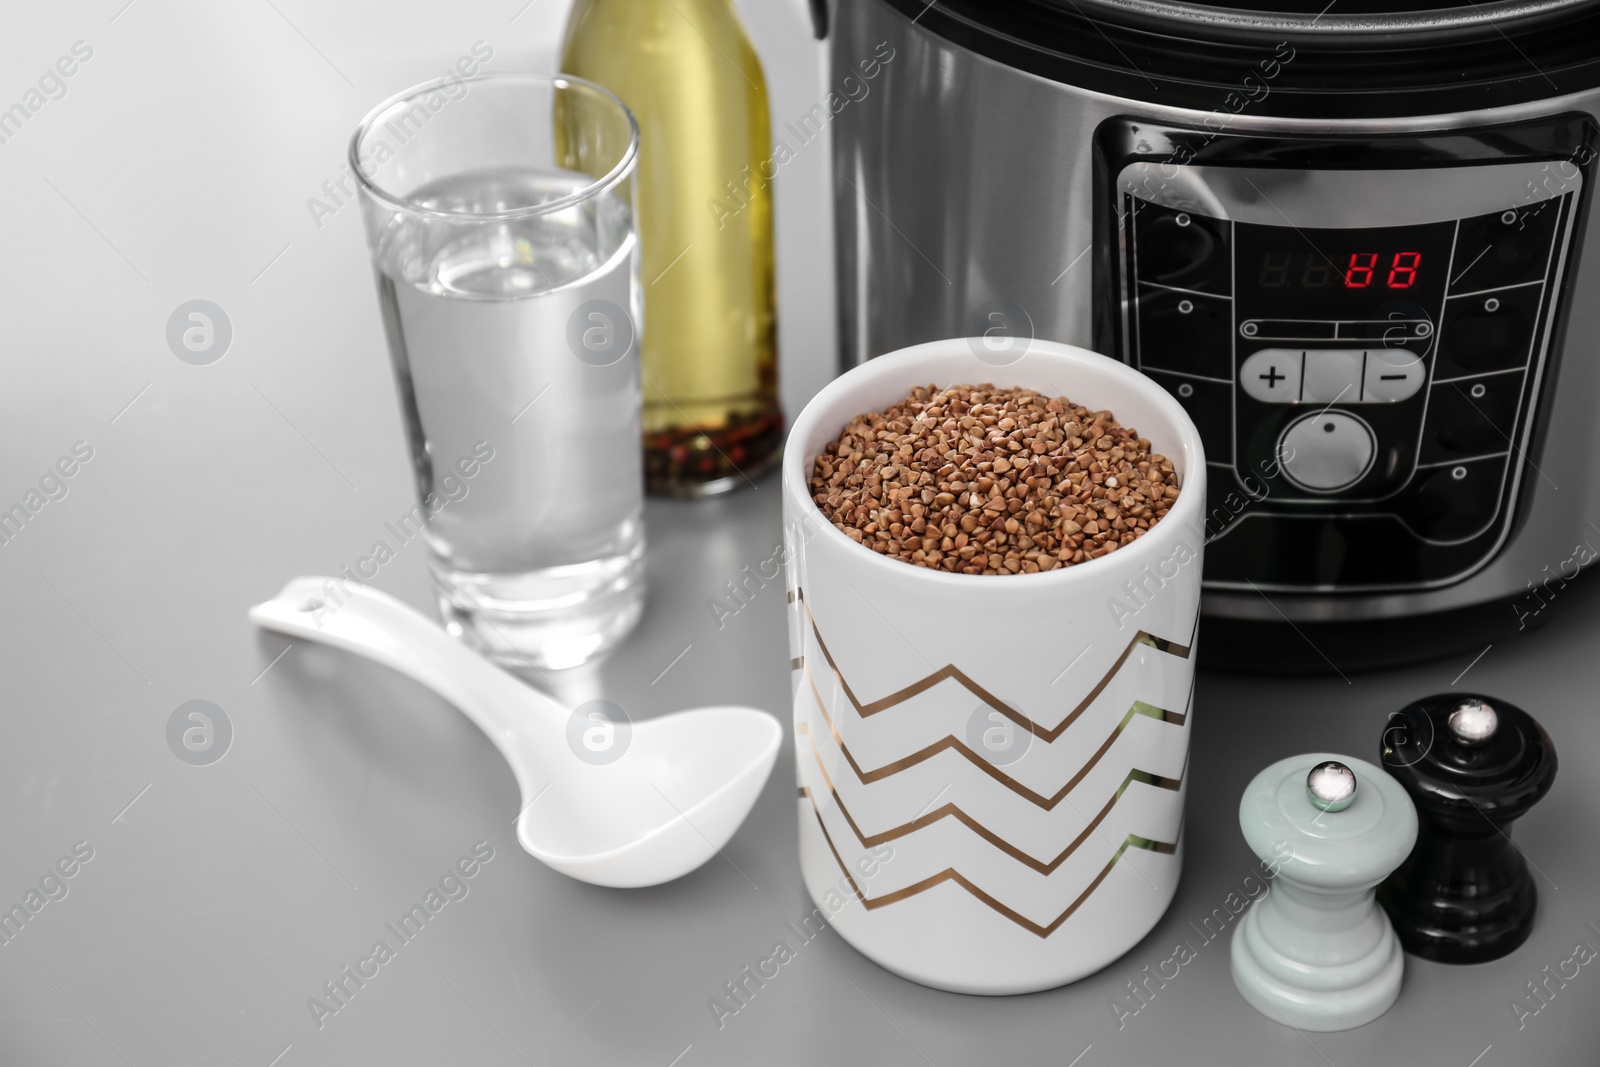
[1241,349,1307,403]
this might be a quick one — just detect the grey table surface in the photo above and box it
[4,3,1599,1066]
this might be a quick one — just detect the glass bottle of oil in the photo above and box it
[559,0,783,497]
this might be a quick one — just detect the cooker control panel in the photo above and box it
[1114,158,1584,593]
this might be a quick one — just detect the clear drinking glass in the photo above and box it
[352,73,644,670]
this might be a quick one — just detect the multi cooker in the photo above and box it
[816,0,1600,666]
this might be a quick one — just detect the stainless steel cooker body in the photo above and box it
[828,0,1600,625]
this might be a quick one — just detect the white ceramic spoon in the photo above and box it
[249,577,781,888]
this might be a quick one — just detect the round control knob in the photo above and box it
[1278,411,1376,493]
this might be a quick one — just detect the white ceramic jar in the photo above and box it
[781,338,1207,994]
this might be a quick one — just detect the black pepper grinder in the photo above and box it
[1377,693,1557,963]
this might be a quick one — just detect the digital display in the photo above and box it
[1256,251,1423,290]
[1234,221,1455,320]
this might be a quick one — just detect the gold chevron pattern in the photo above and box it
[799,720,1184,874]
[789,583,1191,940]
[803,661,1192,809]
[801,787,1179,939]
[790,587,1193,740]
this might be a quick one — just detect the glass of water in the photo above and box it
[352,73,643,671]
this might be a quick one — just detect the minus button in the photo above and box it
[1359,349,1427,402]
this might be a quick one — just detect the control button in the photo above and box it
[1277,411,1376,493]
[1419,371,1523,464]
[1137,288,1232,379]
[1241,348,1427,404]
[1449,201,1563,292]
[1403,456,1504,542]
[1302,350,1366,404]
[1436,284,1539,375]
[1240,349,1304,402]
[1144,370,1232,463]
[1133,201,1230,294]
[1361,349,1426,403]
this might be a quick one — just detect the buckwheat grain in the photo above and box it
[808,384,1180,575]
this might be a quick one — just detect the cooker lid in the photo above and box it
[880,0,1600,118]
[1072,0,1576,33]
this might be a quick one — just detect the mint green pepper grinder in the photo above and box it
[1231,753,1419,1031]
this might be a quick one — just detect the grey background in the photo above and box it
[2,2,1597,1065]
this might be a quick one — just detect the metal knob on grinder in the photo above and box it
[1377,693,1557,964]
[1448,698,1499,747]
[1307,760,1358,812]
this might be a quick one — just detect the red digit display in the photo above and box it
[1252,250,1427,291]
[1239,220,1450,312]
[1344,252,1378,289]
[1387,251,1421,289]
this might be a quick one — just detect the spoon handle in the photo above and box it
[249,577,560,792]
